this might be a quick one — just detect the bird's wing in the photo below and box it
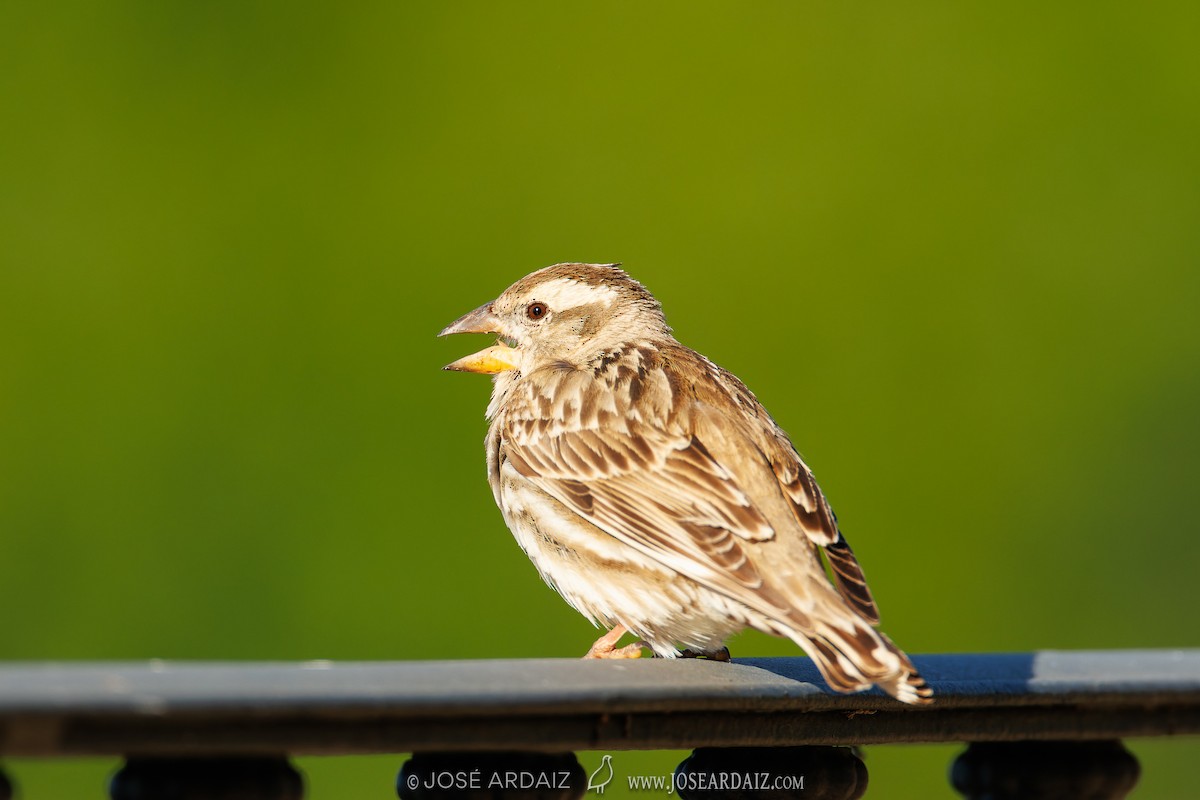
[717,364,881,624]
[501,351,883,625]
[758,441,881,623]
[505,420,777,592]
[501,359,811,618]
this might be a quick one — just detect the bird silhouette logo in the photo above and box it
[587,754,614,794]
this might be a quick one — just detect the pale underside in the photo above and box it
[496,454,758,656]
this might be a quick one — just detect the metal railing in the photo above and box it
[1,650,1197,798]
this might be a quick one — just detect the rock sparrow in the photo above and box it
[440,263,931,704]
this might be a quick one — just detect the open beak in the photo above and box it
[438,301,520,374]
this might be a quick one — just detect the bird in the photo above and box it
[586,755,614,794]
[438,263,932,704]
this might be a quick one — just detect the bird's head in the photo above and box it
[439,263,670,374]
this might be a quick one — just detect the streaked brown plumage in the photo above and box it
[440,263,932,704]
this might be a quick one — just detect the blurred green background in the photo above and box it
[2,1,1198,797]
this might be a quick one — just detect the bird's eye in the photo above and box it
[526,301,548,321]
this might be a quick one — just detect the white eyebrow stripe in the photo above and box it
[532,278,620,310]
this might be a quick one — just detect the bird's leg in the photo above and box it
[583,624,648,659]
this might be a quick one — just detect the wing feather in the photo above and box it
[767,453,881,624]
[505,401,774,593]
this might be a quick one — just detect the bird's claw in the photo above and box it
[586,641,648,659]
[583,625,649,659]
[678,646,731,661]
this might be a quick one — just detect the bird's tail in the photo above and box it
[776,611,933,705]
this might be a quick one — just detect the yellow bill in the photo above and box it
[443,342,519,374]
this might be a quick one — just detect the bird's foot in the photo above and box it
[583,625,649,659]
[678,646,731,662]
